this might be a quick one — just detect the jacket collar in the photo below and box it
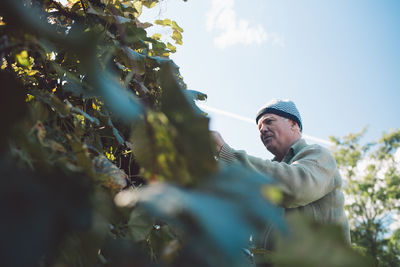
[275,138,307,163]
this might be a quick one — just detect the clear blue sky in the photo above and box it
[141,0,400,159]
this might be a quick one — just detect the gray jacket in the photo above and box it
[218,138,351,246]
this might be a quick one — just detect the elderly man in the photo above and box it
[212,99,350,247]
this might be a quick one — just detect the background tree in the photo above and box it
[330,129,400,266]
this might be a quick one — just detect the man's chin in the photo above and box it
[264,142,274,153]
[264,143,274,152]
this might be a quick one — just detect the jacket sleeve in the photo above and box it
[218,143,339,208]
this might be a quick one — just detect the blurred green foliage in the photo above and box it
[330,129,400,266]
[0,0,375,266]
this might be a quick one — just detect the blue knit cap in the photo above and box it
[256,99,303,132]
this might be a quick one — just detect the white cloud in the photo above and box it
[206,0,284,49]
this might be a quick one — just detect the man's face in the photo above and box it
[257,113,295,155]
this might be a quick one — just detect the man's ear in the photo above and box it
[289,119,298,131]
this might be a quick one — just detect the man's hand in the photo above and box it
[211,131,225,153]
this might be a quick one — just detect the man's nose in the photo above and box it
[259,124,267,133]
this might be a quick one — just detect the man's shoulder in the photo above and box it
[294,140,335,162]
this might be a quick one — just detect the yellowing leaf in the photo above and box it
[167,43,176,53]
[151,33,162,40]
[16,50,30,68]
[122,149,132,155]
[75,114,85,125]
[172,21,183,33]
[155,18,171,26]
[164,18,172,25]
[142,1,157,8]
[25,94,34,102]
[105,148,116,161]
[20,50,27,58]
[1,59,7,69]
[260,185,283,205]
[26,70,39,76]
[172,30,183,45]
[172,30,182,40]
[46,52,56,61]
[133,1,143,17]
[68,0,80,5]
